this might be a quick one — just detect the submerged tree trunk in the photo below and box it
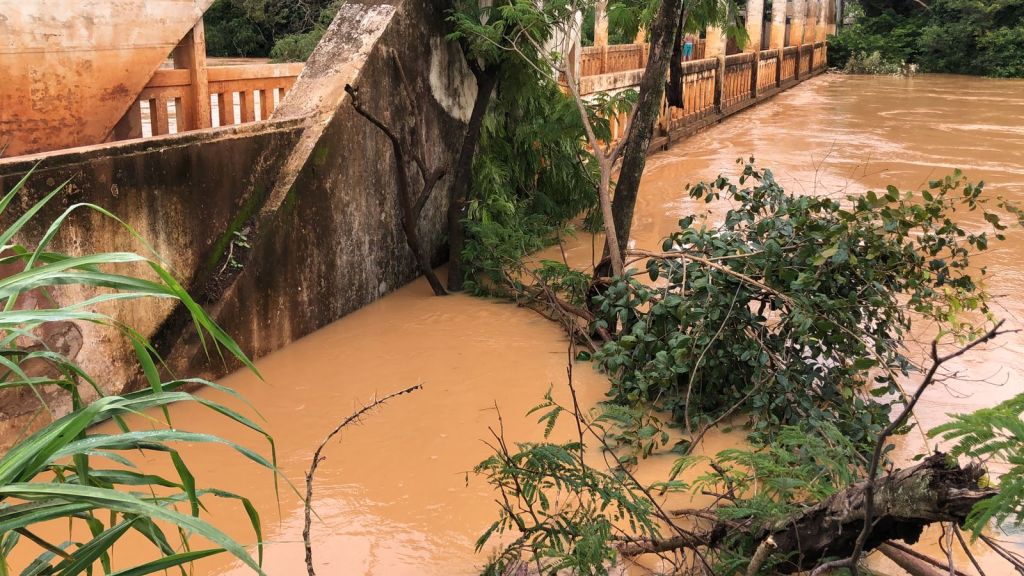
[742,453,996,573]
[447,64,499,292]
[607,0,684,263]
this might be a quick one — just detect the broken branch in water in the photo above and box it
[810,320,1012,576]
[303,383,423,576]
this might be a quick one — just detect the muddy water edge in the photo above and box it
[12,73,1024,575]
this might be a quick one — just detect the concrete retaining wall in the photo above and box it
[0,0,473,421]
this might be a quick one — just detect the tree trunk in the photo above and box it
[447,65,499,292]
[667,7,689,107]
[608,0,684,262]
[741,453,996,573]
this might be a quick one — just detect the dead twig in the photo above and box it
[303,384,422,576]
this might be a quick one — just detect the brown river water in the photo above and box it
[10,73,1024,574]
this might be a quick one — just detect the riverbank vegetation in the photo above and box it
[473,159,1024,574]
[0,173,277,574]
[440,0,1024,573]
[830,0,1024,77]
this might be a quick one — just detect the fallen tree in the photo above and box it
[740,453,996,573]
[617,454,996,571]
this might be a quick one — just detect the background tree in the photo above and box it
[205,0,343,61]
[829,0,1024,77]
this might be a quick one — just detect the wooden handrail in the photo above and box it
[585,43,828,151]
[114,61,304,140]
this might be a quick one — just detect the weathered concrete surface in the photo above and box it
[580,70,645,96]
[0,0,213,156]
[0,121,305,431]
[169,0,472,370]
[0,0,472,419]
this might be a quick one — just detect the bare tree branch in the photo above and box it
[303,384,422,576]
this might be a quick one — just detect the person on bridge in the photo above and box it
[683,34,695,61]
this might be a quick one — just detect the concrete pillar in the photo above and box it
[745,0,765,51]
[594,0,609,47]
[803,0,818,44]
[817,0,829,41]
[790,0,806,46]
[704,26,726,58]
[769,0,788,49]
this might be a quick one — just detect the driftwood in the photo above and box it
[744,453,996,573]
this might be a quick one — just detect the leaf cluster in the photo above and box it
[594,161,1014,448]
[475,393,659,575]
[930,393,1024,537]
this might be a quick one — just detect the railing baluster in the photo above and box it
[240,90,256,123]
[150,98,169,136]
[217,92,232,127]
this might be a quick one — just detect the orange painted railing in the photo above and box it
[660,57,718,130]
[722,52,756,109]
[580,43,649,76]
[585,42,827,149]
[781,46,799,83]
[757,50,779,93]
[799,44,814,76]
[114,63,304,139]
[812,42,827,70]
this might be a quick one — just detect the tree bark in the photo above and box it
[608,0,684,262]
[447,64,499,292]
[667,7,690,107]
[741,453,996,573]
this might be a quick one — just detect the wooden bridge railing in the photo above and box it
[781,46,800,83]
[585,42,828,149]
[659,58,718,130]
[757,50,779,93]
[114,63,303,139]
[580,43,649,77]
[722,52,756,109]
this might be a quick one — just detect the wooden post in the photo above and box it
[150,98,168,136]
[714,55,725,113]
[172,20,211,130]
[750,51,760,98]
[259,89,272,121]
[240,90,256,123]
[776,48,783,87]
[217,92,233,126]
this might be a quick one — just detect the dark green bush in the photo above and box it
[830,0,1024,77]
[593,161,1018,447]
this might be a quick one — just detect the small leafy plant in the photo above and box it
[930,393,1024,537]
[475,390,659,576]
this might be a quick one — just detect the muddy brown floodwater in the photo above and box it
[11,73,1024,575]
